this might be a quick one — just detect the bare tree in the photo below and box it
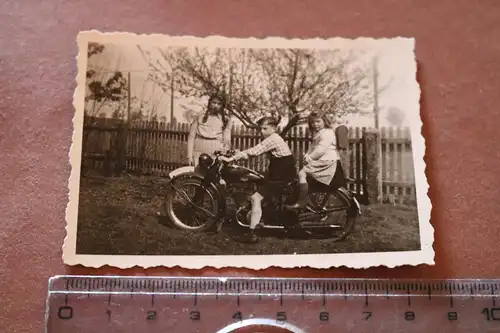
[249,49,368,117]
[87,42,105,58]
[85,42,128,119]
[138,45,375,135]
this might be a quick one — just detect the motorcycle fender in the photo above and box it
[168,166,196,179]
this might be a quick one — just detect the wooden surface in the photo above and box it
[1,1,500,332]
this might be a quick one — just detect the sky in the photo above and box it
[85,39,416,128]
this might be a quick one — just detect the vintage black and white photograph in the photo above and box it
[63,31,433,269]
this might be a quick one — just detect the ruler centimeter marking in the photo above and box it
[46,276,500,333]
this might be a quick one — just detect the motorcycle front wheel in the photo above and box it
[165,176,220,231]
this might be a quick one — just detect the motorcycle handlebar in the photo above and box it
[213,149,238,158]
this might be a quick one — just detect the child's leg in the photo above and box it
[240,192,262,243]
[250,192,264,229]
[297,168,309,206]
[285,168,309,209]
[298,168,307,184]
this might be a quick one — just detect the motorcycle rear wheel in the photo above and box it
[306,189,358,241]
[165,176,220,231]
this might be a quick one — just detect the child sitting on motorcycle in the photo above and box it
[219,116,297,243]
[284,111,340,210]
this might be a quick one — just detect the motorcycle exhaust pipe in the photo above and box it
[298,222,343,229]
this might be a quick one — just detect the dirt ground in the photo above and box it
[75,175,421,256]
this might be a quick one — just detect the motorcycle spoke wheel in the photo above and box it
[166,178,219,231]
[306,190,357,241]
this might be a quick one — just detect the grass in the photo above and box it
[75,174,421,256]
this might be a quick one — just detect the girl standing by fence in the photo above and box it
[186,94,234,166]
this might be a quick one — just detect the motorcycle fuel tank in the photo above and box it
[221,164,264,183]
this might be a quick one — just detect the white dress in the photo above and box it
[303,128,340,185]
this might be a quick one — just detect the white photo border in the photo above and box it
[63,30,434,269]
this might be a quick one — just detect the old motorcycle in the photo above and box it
[164,150,361,242]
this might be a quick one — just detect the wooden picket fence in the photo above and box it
[81,116,417,205]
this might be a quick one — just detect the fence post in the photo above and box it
[362,128,382,204]
[339,150,351,180]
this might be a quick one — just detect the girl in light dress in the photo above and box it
[186,94,234,166]
[285,111,343,210]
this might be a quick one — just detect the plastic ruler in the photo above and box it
[45,275,500,332]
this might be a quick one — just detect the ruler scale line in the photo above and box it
[364,284,368,307]
[151,283,155,307]
[87,278,92,298]
[123,278,129,290]
[280,283,283,306]
[237,283,240,307]
[194,283,198,307]
[491,285,496,306]
[322,284,326,307]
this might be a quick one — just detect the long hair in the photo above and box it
[201,94,229,129]
[307,111,332,135]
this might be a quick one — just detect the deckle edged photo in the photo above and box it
[63,31,433,269]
